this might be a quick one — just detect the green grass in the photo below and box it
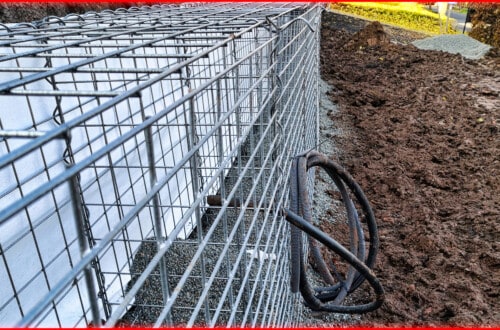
[329,2,457,35]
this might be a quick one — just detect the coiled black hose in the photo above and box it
[205,150,383,314]
[285,150,383,313]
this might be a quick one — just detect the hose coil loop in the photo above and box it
[285,150,384,313]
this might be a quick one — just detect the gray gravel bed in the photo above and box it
[412,34,492,60]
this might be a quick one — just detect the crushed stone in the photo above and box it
[412,34,492,60]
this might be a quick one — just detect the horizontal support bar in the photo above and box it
[9,89,128,97]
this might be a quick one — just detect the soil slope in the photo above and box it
[320,11,499,326]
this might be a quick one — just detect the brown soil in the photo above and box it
[320,12,499,326]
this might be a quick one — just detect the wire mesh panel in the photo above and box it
[0,3,321,327]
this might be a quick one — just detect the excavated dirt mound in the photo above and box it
[344,21,390,50]
[320,11,499,326]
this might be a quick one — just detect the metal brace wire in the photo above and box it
[46,41,112,321]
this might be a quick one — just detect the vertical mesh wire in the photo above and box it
[0,3,321,327]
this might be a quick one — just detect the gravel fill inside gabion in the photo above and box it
[118,80,358,327]
[119,121,290,326]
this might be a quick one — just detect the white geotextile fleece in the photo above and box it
[412,34,492,60]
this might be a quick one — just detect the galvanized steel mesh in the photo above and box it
[0,3,321,327]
